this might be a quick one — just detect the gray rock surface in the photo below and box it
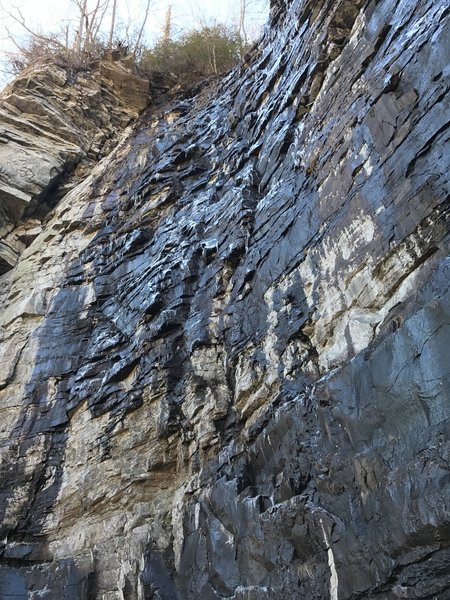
[0,0,449,598]
[0,59,149,274]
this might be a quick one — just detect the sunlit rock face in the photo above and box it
[0,0,449,598]
[0,59,148,275]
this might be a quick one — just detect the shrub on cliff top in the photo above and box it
[140,24,247,84]
[5,32,108,75]
[5,24,246,87]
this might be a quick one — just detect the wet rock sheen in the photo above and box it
[0,0,449,598]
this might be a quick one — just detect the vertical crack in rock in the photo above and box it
[320,517,339,600]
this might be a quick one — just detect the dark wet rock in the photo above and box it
[0,0,449,598]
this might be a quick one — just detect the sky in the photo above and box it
[0,0,269,85]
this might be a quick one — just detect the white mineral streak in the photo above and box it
[320,518,339,600]
[295,210,434,370]
[263,291,280,385]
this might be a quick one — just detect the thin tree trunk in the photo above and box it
[212,42,217,74]
[84,0,104,53]
[133,0,151,56]
[91,2,109,46]
[163,5,172,46]
[239,0,248,58]
[75,0,87,56]
[108,0,117,49]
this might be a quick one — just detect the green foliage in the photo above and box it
[140,24,246,84]
[4,18,248,89]
[1,1,268,88]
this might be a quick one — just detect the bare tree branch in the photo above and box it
[133,0,152,56]
[108,0,117,49]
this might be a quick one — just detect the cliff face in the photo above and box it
[0,0,449,598]
[0,59,148,275]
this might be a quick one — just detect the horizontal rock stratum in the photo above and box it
[0,0,449,598]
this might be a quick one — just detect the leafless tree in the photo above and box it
[239,0,248,51]
[133,0,152,56]
[237,0,269,55]
[108,0,117,49]
[71,0,111,54]
[162,4,172,46]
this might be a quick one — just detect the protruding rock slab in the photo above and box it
[99,59,149,113]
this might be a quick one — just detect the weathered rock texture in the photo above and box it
[0,0,449,598]
[0,59,149,275]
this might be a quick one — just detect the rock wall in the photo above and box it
[0,60,148,275]
[0,0,449,598]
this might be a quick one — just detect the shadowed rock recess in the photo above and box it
[0,0,449,597]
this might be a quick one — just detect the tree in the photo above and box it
[108,0,117,49]
[0,0,269,86]
[236,0,269,56]
[0,0,155,76]
[133,0,152,57]
[162,4,172,46]
[239,0,248,57]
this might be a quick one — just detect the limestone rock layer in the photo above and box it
[0,0,449,598]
